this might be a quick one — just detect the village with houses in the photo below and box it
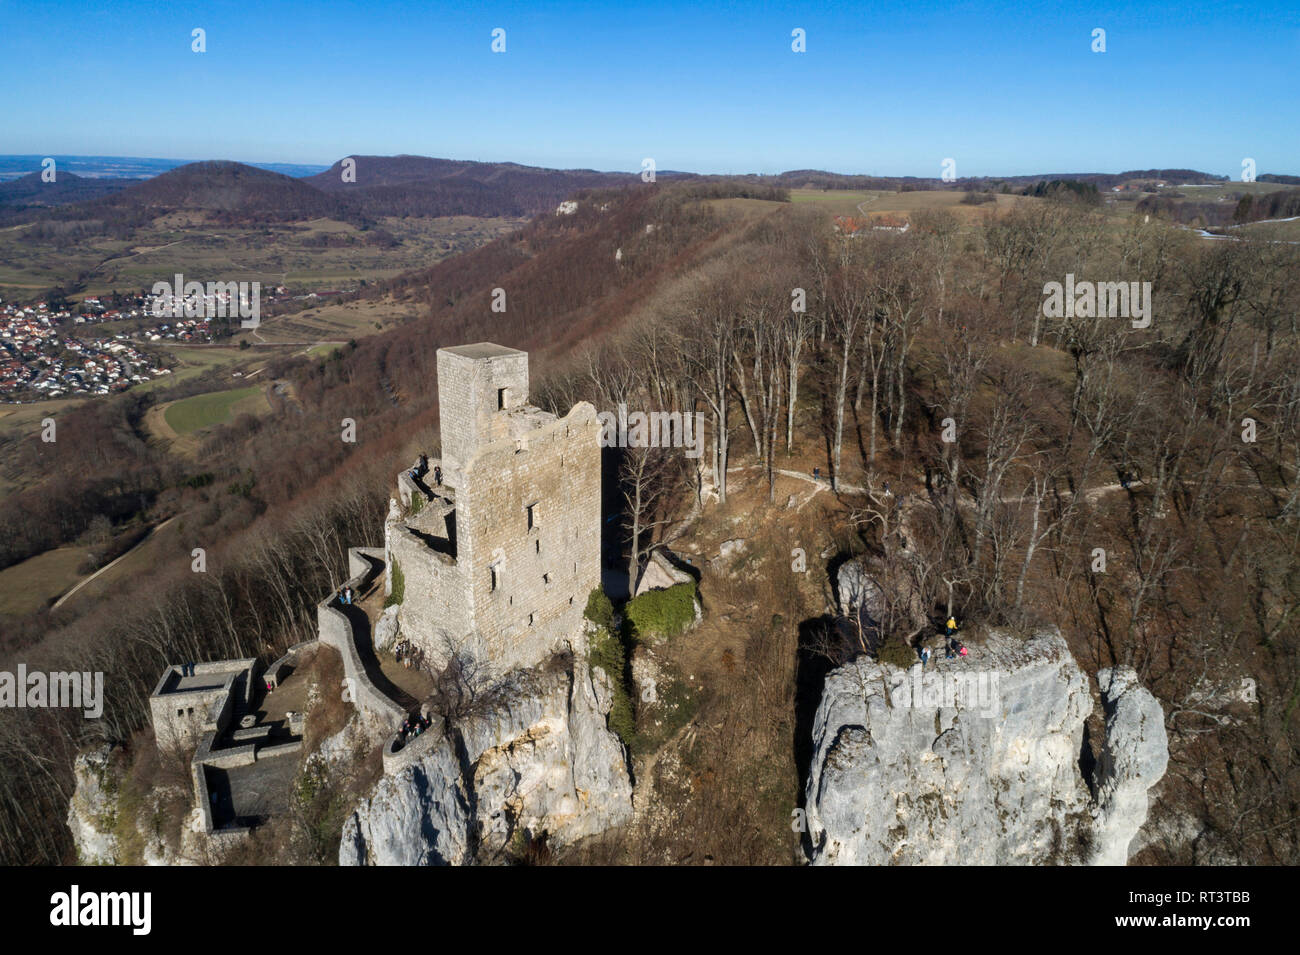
[0,282,340,400]
[0,297,177,399]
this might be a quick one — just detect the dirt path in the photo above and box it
[856,194,880,217]
[726,463,1134,510]
[52,515,176,609]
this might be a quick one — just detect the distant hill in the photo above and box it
[667,168,1232,194]
[0,171,132,209]
[5,155,1287,236]
[42,160,359,227]
[0,155,328,181]
[307,155,638,217]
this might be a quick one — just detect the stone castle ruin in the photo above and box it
[387,343,602,677]
[140,342,631,853]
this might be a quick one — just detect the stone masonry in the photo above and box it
[387,343,601,677]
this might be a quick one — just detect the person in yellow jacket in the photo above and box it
[945,616,958,636]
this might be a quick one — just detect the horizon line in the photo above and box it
[2,153,1293,182]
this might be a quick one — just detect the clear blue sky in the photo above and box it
[2,0,1296,177]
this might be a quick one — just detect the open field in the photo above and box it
[790,187,1030,223]
[1220,217,1300,241]
[163,384,268,434]
[61,517,180,608]
[1154,180,1294,202]
[0,213,521,302]
[0,545,86,617]
[790,188,879,215]
[0,396,78,437]
[0,397,81,494]
[0,517,182,618]
[138,344,269,387]
[247,294,421,345]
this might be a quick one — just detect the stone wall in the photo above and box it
[436,344,529,480]
[391,395,601,678]
[316,547,406,727]
[264,640,314,690]
[389,523,469,654]
[149,660,256,752]
[456,401,601,676]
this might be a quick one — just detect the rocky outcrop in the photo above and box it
[340,738,471,865]
[1090,666,1169,865]
[373,605,400,653]
[67,744,120,865]
[67,742,204,865]
[803,629,1168,866]
[340,652,632,865]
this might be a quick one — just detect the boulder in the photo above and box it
[634,547,694,597]
[373,605,400,652]
[719,538,746,560]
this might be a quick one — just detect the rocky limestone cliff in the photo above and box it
[67,744,120,865]
[67,743,210,865]
[1090,666,1170,865]
[803,629,1168,865]
[340,652,632,864]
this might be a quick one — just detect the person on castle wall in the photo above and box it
[340,586,355,606]
[434,465,442,486]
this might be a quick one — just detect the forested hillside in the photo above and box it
[3,179,1297,866]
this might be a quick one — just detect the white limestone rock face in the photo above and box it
[68,743,211,866]
[804,630,1169,866]
[373,605,400,652]
[66,744,120,865]
[340,654,632,865]
[1089,666,1169,865]
[340,739,471,866]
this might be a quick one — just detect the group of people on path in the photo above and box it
[917,616,968,668]
[394,638,423,670]
[396,711,433,746]
[338,585,357,606]
[408,454,444,487]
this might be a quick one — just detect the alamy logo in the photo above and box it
[596,404,705,459]
[150,273,261,327]
[50,885,151,935]
[895,669,1001,718]
[0,665,103,718]
[1042,273,1151,328]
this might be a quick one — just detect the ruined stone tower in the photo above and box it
[386,343,601,676]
